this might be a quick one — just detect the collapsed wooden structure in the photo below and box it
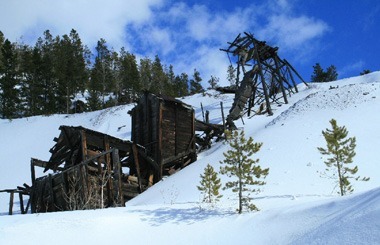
[220,32,308,128]
[27,93,198,213]
[129,92,197,178]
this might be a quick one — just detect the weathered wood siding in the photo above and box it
[130,93,196,180]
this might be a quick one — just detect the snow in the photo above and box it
[1,72,380,244]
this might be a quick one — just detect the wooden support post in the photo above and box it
[283,59,308,87]
[24,198,31,214]
[205,110,209,124]
[9,191,14,215]
[19,193,25,214]
[103,136,114,206]
[220,102,226,131]
[287,66,298,93]
[273,56,288,104]
[253,44,273,116]
[31,159,36,186]
[132,144,143,193]
[80,129,88,160]
[201,103,205,122]
[112,149,124,206]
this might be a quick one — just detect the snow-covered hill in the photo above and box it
[1,72,380,244]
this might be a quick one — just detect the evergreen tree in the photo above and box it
[0,39,20,118]
[38,30,59,115]
[318,119,369,196]
[207,75,219,90]
[360,69,371,75]
[90,38,115,108]
[198,164,222,205]
[173,72,189,97]
[311,63,338,82]
[151,55,168,95]
[18,45,45,116]
[53,29,88,113]
[165,64,176,97]
[139,57,153,91]
[117,48,141,103]
[227,64,236,86]
[0,31,4,69]
[220,130,269,213]
[189,69,204,95]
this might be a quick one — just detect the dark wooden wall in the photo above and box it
[130,93,196,180]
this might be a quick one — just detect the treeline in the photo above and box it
[0,29,206,119]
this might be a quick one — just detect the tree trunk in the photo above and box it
[238,160,242,214]
[336,157,344,196]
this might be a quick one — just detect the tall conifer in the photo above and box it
[318,119,369,196]
[220,130,269,213]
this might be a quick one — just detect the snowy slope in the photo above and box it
[1,72,380,244]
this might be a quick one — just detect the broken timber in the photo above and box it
[220,32,308,128]
[26,92,200,213]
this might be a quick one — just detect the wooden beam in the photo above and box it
[220,101,226,131]
[80,129,88,161]
[19,193,25,214]
[9,191,14,215]
[112,149,124,206]
[30,159,36,186]
[103,135,114,206]
[132,144,143,193]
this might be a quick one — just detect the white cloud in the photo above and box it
[258,14,330,50]
[0,0,162,49]
[0,0,330,87]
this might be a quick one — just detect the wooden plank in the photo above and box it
[132,144,143,193]
[112,149,124,206]
[80,129,88,160]
[103,136,114,206]
[30,159,36,186]
[19,193,24,214]
[9,192,14,215]
[221,101,226,131]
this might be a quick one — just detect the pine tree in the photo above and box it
[189,69,204,95]
[318,119,369,196]
[90,38,115,108]
[117,48,140,103]
[360,69,371,75]
[311,63,338,83]
[198,164,222,205]
[227,64,236,86]
[139,57,153,92]
[207,75,219,90]
[174,72,189,97]
[220,130,269,213]
[151,55,168,95]
[0,39,20,119]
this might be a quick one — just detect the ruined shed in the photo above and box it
[129,92,197,181]
[30,126,147,213]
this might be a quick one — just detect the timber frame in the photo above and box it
[220,32,308,128]
[27,92,199,213]
[29,126,152,213]
[129,92,197,181]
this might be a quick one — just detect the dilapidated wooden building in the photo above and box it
[28,92,198,213]
[129,92,197,181]
[30,126,145,213]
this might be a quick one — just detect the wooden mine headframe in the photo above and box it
[221,32,308,127]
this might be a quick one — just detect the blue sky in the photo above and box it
[0,0,379,86]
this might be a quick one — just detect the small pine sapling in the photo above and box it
[197,164,222,205]
[220,130,269,213]
[318,119,369,196]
